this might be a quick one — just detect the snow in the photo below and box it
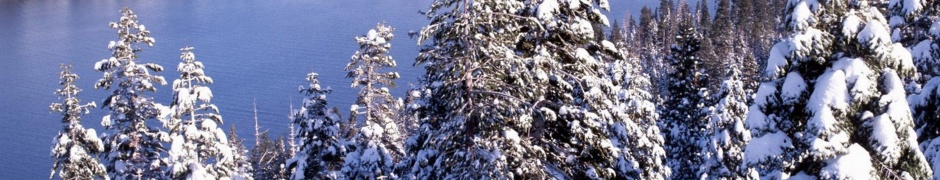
[86,128,104,150]
[923,137,940,177]
[538,0,559,20]
[832,58,874,103]
[601,40,617,53]
[68,146,86,162]
[572,18,595,40]
[889,43,915,72]
[858,17,890,48]
[820,144,873,179]
[911,40,934,63]
[567,0,579,10]
[745,108,768,132]
[910,78,940,107]
[781,72,807,104]
[57,134,71,147]
[575,48,595,63]
[598,0,610,11]
[367,29,377,41]
[842,14,861,39]
[744,132,791,164]
[807,70,849,113]
[101,115,112,127]
[194,86,213,102]
[868,115,900,162]
[889,16,906,29]
[889,0,923,16]
[751,82,778,111]
[880,70,907,103]
[931,20,940,37]
[789,28,826,63]
[789,1,815,30]
[504,129,520,144]
[808,108,850,157]
[592,9,610,26]
[202,118,217,130]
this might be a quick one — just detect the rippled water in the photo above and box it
[0,0,652,178]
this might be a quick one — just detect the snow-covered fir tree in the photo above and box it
[48,64,108,180]
[398,88,424,139]
[525,0,636,178]
[606,58,670,179]
[400,0,637,179]
[660,18,710,179]
[166,47,244,179]
[93,7,170,179]
[699,65,756,179]
[342,23,403,179]
[227,125,253,180]
[895,0,940,177]
[397,0,549,179]
[746,1,931,179]
[286,72,345,180]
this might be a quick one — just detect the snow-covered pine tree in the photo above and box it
[637,6,667,101]
[397,0,548,179]
[887,0,928,47]
[166,47,241,179]
[286,71,344,180]
[341,23,403,179]
[227,125,253,180]
[93,7,170,179]
[401,0,648,179]
[607,57,670,179]
[894,0,940,177]
[699,65,756,179]
[746,1,931,179]
[707,0,737,90]
[398,88,424,140]
[525,0,635,178]
[660,18,710,180]
[49,64,108,180]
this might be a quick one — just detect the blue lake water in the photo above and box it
[0,0,660,178]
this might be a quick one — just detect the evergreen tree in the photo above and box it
[524,0,631,178]
[227,125,253,180]
[399,0,642,179]
[92,7,170,179]
[660,19,710,180]
[286,72,344,180]
[249,132,290,179]
[398,88,424,142]
[638,6,667,100]
[166,47,240,179]
[607,58,670,179]
[896,0,940,177]
[49,64,108,180]
[397,0,547,178]
[658,0,677,56]
[697,0,719,90]
[746,1,930,179]
[700,65,756,179]
[697,0,711,35]
[342,23,403,179]
[708,0,736,85]
[609,20,623,45]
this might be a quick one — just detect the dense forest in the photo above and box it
[46,0,940,179]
